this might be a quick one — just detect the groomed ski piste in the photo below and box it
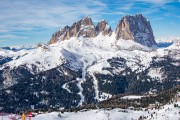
[1,101,180,120]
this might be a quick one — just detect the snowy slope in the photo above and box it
[0,33,152,82]
[167,40,180,50]
[0,33,157,74]
[0,44,82,72]
[157,37,180,48]
[33,102,180,120]
[1,102,180,120]
[0,32,179,102]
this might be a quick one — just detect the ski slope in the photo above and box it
[1,102,180,120]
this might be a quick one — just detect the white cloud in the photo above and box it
[118,3,134,10]
[151,17,164,21]
[91,0,107,7]
[0,30,10,33]
[0,35,28,39]
[0,40,7,43]
[142,8,159,15]
[0,0,106,33]
[101,12,126,15]
[137,0,175,4]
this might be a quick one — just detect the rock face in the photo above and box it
[49,26,71,44]
[96,20,112,36]
[49,14,157,47]
[73,16,96,38]
[49,17,113,44]
[115,14,157,47]
[49,17,97,44]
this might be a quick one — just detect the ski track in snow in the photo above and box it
[76,59,89,106]
[88,59,112,101]
[76,78,85,106]
[62,82,73,93]
[91,73,99,101]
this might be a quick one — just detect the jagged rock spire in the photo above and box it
[48,16,96,44]
[96,20,112,36]
[115,14,157,47]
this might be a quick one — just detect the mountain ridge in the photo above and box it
[49,14,157,47]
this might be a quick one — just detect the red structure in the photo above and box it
[28,112,32,120]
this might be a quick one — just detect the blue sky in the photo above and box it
[0,0,180,47]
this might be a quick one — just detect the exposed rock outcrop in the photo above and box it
[48,17,96,44]
[49,26,71,44]
[72,16,97,38]
[96,20,112,36]
[115,14,157,47]
[48,17,114,44]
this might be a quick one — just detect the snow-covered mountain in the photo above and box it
[0,14,179,112]
[157,37,180,43]
[156,37,180,48]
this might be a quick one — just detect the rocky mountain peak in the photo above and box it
[115,14,157,47]
[48,17,96,44]
[80,16,93,26]
[48,25,71,44]
[76,16,96,38]
[49,14,157,47]
[96,20,112,36]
